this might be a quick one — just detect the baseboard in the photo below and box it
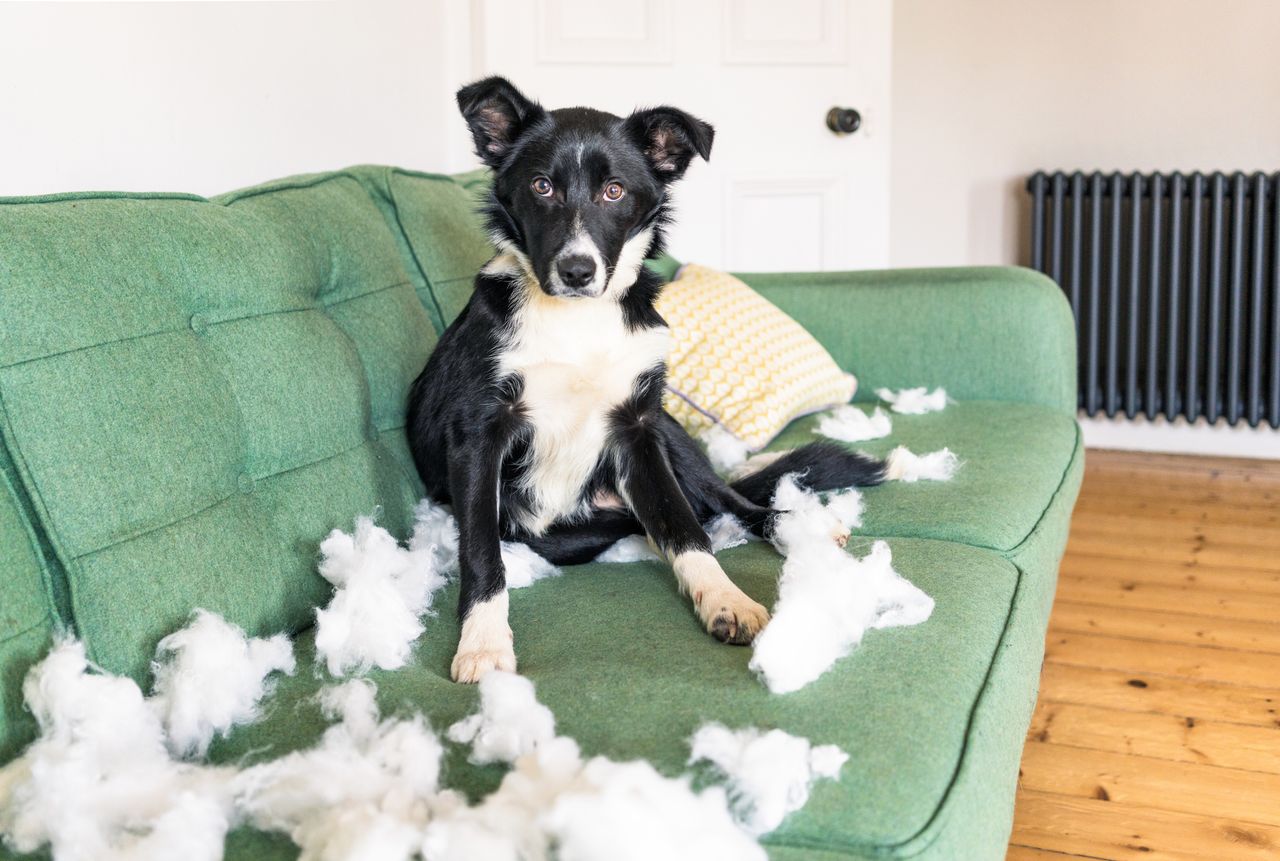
[1079,413,1280,460]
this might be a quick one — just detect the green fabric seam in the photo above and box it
[0,614,53,649]
[1000,425,1084,562]
[0,451,68,631]
[212,170,365,207]
[384,169,451,333]
[0,391,84,654]
[344,166,447,333]
[2,325,183,372]
[0,191,207,206]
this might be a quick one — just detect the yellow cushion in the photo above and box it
[658,263,857,450]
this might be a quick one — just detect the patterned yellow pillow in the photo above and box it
[658,263,857,451]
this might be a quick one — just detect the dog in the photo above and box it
[407,76,885,683]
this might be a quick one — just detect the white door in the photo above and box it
[448,0,891,272]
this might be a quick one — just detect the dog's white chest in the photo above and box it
[499,295,669,534]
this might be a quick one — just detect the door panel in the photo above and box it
[469,0,890,271]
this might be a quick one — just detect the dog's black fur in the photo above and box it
[407,77,884,678]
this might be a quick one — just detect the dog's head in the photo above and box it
[457,76,713,299]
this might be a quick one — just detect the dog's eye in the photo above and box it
[531,176,554,197]
[603,181,626,202]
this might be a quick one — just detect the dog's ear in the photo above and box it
[456,76,544,168]
[624,106,714,182]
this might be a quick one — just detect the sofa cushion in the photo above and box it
[767,401,1080,553]
[207,535,1019,859]
[0,172,435,680]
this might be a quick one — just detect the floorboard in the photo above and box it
[1010,449,1280,860]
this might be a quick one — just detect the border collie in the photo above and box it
[408,77,885,683]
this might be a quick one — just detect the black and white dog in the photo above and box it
[408,77,884,682]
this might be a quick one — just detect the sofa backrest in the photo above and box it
[0,165,495,756]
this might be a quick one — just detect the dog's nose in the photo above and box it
[556,255,597,290]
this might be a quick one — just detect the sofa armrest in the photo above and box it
[734,266,1078,416]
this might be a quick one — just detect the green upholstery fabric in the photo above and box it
[768,403,1080,553]
[0,164,1080,860]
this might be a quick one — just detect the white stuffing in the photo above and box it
[446,671,556,765]
[410,498,560,588]
[814,405,892,443]
[875,386,948,414]
[688,723,848,835]
[234,679,447,861]
[698,424,752,473]
[705,513,752,552]
[593,535,659,563]
[750,476,934,694]
[541,756,761,861]
[149,609,296,759]
[497,542,560,589]
[885,446,960,482]
[0,639,237,861]
[314,516,449,677]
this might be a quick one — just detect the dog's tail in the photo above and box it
[729,442,886,508]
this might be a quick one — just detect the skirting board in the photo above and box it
[1080,414,1280,460]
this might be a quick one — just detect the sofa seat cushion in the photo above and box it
[767,401,1081,553]
[0,173,437,681]
[207,535,1019,859]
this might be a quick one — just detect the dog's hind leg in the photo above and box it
[656,412,777,537]
[610,408,770,645]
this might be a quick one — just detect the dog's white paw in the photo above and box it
[696,586,771,646]
[451,645,517,684]
[452,591,515,684]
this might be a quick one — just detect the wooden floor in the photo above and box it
[1008,449,1280,861]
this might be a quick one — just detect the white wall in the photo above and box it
[891,0,1280,457]
[0,0,471,197]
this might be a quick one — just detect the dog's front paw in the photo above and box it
[697,588,771,646]
[451,644,516,684]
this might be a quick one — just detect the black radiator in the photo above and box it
[1027,171,1280,428]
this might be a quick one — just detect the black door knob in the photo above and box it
[826,107,861,135]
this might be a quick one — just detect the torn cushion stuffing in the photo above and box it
[658,263,857,451]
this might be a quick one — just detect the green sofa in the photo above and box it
[0,165,1081,860]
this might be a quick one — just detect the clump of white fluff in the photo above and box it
[596,513,752,564]
[875,386,948,414]
[410,499,560,587]
[314,515,449,676]
[885,446,960,482]
[150,609,296,759]
[446,671,556,765]
[698,424,752,473]
[750,476,934,694]
[542,757,761,861]
[814,405,892,443]
[593,535,659,563]
[234,679,448,861]
[424,680,763,861]
[0,639,236,861]
[688,723,848,835]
